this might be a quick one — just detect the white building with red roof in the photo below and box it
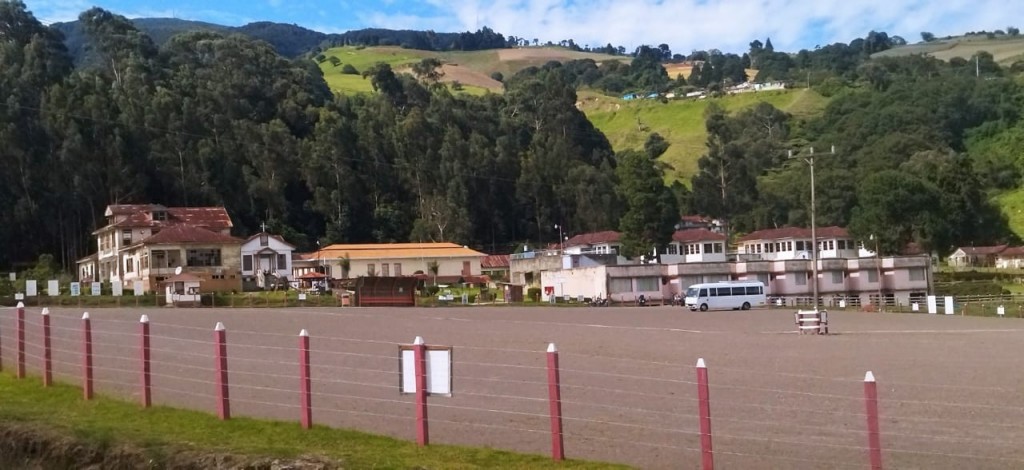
[78,204,243,292]
[737,226,867,261]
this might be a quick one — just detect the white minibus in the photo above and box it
[684,281,766,311]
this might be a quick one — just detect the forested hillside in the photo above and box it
[0,2,635,269]
[2,0,1024,273]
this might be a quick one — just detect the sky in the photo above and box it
[22,0,1024,54]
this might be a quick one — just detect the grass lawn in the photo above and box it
[584,88,829,183]
[0,374,626,469]
[994,187,1024,239]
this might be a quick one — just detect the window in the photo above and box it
[795,272,808,285]
[260,233,269,246]
[610,278,633,293]
[122,229,132,245]
[909,268,926,281]
[838,240,847,250]
[867,270,878,283]
[636,277,659,292]
[152,211,168,221]
[745,286,762,295]
[714,243,723,253]
[827,240,835,250]
[277,254,287,271]
[125,257,134,273]
[832,271,843,284]
[243,255,253,271]
[367,264,376,276]
[796,241,805,251]
[394,263,402,276]
[463,261,471,276]
[152,250,166,268]
[704,243,713,254]
[382,263,390,276]
[667,244,678,255]
[731,287,746,295]
[141,252,149,269]
[186,249,221,267]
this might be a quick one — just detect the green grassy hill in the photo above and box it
[872,35,1024,64]
[583,88,829,183]
[318,46,627,95]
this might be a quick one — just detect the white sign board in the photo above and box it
[927,295,937,315]
[943,296,954,315]
[91,282,102,296]
[997,305,1005,317]
[8,272,14,281]
[111,282,123,297]
[15,293,24,300]
[47,280,59,296]
[25,280,37,297]
[838,299,846,308]
[399,346,452,397]
[70,282,81,296]
[298,293,307,301]
[911,302,919,312]
[133,280,144,296]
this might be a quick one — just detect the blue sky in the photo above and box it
[23,0,1023,54]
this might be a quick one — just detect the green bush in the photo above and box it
[422,285,440,297]
[527,287,541,302]
[341,64,359,75]
[934,281,1008,296]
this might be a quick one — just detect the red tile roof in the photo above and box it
[564,231,621,247]
[998,246,1024,257]
[738,226,849,242]
[672,228,726,242]
[957,245,1008,256]
[142,225,241,245]
[481,254,510,269]
[103,205,233,231]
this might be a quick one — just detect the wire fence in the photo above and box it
[2,305,1024,469]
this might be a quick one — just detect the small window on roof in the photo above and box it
[152,211,168,221]
[260,233,269,246]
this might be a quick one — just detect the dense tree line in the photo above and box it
[1,2,665,270]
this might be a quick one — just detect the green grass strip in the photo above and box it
[0,374,628,469]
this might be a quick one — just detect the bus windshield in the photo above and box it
[685,287,699,298]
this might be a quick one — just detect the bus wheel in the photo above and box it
[699,303,708,312]
[741,302,751,310]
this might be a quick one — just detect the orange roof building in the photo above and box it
[293,242,490,282]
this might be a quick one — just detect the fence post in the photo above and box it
[413,336,429,446]
[215,322,230,420]
[82,312,93,400]
[696,358,714,470]
[864,371,883,469]
[140,315,151,408]
[299,329,312,429]
[546,343,565,461]
[41,308,52,386]
[17,301,25,379]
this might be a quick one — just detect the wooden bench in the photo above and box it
[795,309,829,335]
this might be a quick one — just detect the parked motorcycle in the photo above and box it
[590,296,610,307]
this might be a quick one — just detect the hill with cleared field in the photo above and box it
[872,35,1024,64]
[583,88,829,184]
[317,46,628,94]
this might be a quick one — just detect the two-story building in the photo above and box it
[77,205,243,292]
[293,242,489,284]
[738,226,862,261]
[662,229,728,264]
[562,231,622,255]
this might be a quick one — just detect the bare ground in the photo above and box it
[3,306,1024,469]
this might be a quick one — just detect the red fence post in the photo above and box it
[140,315,151,408]
[864,371,883,469]
[16,301,25,379]
[413,336,429,446]
[215,322,230,420]
[696,358,714,470]
[299,329,312,429]
[82,312,93,400]
[546,343,565,461]
[41,308,52,386]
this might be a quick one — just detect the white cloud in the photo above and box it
[371,0,1024,53]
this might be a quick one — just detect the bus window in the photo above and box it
[732,287,745,295]
[745,286,760,295]
[698,289,707,297]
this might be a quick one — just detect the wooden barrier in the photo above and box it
[795,309,829,335]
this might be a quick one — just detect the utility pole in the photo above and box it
[790,145,835,311]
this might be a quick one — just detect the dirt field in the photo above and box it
[3,306,1024,469]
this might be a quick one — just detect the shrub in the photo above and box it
[341,64,359,75]
[527,287,541,302]
[468,293,477,303]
